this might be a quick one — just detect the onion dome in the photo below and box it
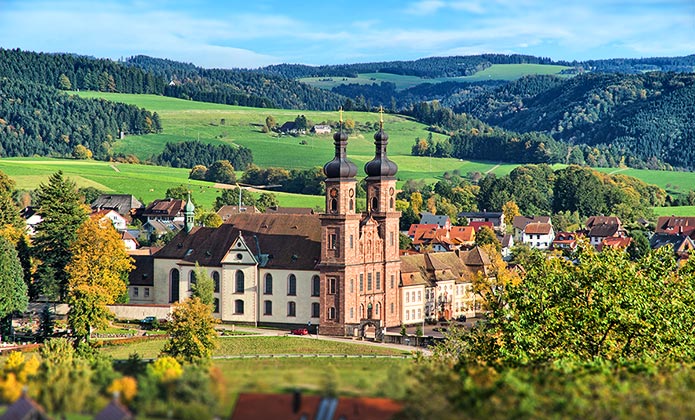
[364,128,398,178]
[323,130,357,179]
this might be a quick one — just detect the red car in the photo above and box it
[291,328,309,335]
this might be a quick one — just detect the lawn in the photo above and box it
[299,64,571,90]
[100,336,409,359]
[593,167,695,197]
[653,206,695,216]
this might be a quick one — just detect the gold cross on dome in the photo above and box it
[378,105,384,129]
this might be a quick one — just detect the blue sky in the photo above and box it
[0,0,693,68]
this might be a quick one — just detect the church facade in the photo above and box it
[132,119,484,336]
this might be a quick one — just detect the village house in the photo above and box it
[91,194,144,222]
[551,231,581,251]
[20,206,42,236]
[521,222,555,250]
[587,222,626,248]
[655,216,695,237]
[419,212,451,230]
[458,211,505,232]
[91,209,127,232]
[142,198,186,223]
[650,233,695,262]
[512,215,551,241]
[310,124,332,135]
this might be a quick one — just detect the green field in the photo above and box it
[74,92,513,181]
[0,158,323,210]
[299,64,572,90]
[593,167,695,197]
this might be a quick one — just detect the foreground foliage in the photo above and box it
[401,244,695,419]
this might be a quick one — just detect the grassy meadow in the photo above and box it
[75,91,514,182]
[0,158,323,210]
[299,64,572,90]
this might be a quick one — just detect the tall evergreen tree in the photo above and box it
[0,234,28,340]
[33,171,88,300]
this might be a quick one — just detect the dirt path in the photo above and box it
[110,164,120,172]
[486,164,501,174]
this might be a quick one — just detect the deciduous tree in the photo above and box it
[66,217,134,342]
[191,264,214,307]
[162,297,217,364]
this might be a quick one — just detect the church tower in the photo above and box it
[319,108,401,336]
[361,107,401,332]
[318,110,362,336]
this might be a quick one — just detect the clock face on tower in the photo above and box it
[329,188,338,198]
[389,187,395,196]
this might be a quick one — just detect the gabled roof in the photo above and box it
[94,397,133,420]
[585,216,621,229]
[419,212,450,228]
[513,215,551,230]
[155,213,321,270]
[230,393,402,420]
[588,223,621,238]
[598,236,632,251]
[500,233,514,248]
[524,222,553,235]
[128,255,153,286]
[217,205,261,221]
[655,216,695,236]
[469,221,493,232]
[143,219,182,234]
[91,194,144,214]
[1,391,50,420]
[458,211,504,219]
[650,233,695,254]
[265,206,315,215]
[143,198,185,218]
[450,226,475,242]
[20,206,38,219]
[90,209,124,221]
[407,224,438,237]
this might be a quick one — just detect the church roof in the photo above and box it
[155,213,321,270]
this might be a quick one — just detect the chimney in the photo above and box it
[292,389,302,413]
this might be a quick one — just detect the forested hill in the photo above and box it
[0,78,160,159]
[0,49,345,111]
[453,72,695,170]
[259,54,695,79]
[125,55,346,110]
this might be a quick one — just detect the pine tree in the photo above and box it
[0,235,28,340]
[33,171,88,300]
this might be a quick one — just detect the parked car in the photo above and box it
[141,316,159,329]
[290,328,309,335]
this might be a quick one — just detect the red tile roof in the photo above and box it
[229,393,402,420]
[524,222,553,235]
[468,221,493,232]
[655,216,695,236]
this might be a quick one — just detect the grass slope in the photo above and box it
[299,64,571,90]
[0,158,323,210]
[74,92,511,183]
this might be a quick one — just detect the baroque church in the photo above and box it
[128,114,487,336]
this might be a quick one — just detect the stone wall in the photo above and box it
[107,304,172,321]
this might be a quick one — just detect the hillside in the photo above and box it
[0,157,323,210]
[454,72,695,169]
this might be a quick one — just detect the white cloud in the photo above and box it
[405,0,446,15]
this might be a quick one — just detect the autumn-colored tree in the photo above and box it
[196,211,222,228]
[474,226,501,252]
[161,297,217,364]
[472,244,520,311]
[0,352,39,403]
[189,165,208,180]
[147,356,183,384]
[66,217,134,342]
[0,170,24,245]
[501,200,520,227]
[107,376,138,405]
[36,338,94,415]
[72,144,93,160]
[426,196,437,214]
[410,192,423,215]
